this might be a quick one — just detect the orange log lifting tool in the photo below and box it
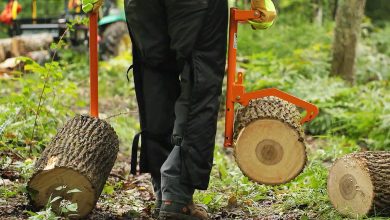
[224,8,319,147]
[89,12,99,117]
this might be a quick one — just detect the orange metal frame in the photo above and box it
[224,8,319,147]
[89,12,99,117]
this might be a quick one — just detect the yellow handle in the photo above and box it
[32,0,37,21]
[12,0,19,20]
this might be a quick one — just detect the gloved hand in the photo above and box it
[249,0,276,30]
[82,0,104,13]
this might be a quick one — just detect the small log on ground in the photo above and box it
[328,151,390,218]
[27,115,119,219]
[27,50,51,64]
[0,50,50,77]
[0,33,53,61]
[0,57,23,76]
[234,96,306,185]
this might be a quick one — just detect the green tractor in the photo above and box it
[98,0,131,59]
[2,0,131,59]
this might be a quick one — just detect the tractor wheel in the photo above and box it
[234,96,307,185]
[101,21,131,59]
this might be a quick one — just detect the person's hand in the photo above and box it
[249,0,276,30]
[82,0,104,13]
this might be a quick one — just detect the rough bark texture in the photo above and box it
[28,115,119,218]
[234,96,304,140]
[331,0,366,83]
[348,152,390,216]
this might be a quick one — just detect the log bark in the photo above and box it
[330,0,366,84]
[233,96,306,185]
[27,115,119,219]
[27,50,50,64]
[328,151,390,217]
[0,33,53,62]
[0,44,5,62]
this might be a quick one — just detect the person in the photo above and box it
[82,0,276,219]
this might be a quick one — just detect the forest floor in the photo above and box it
[0,124,326,220]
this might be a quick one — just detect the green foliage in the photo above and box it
[27,186,80,220]
[0,57,80,157]
[365,0,390,24]
[9,0,65,19]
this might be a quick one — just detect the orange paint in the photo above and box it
[89,12,99,118]
[224,8,319,147]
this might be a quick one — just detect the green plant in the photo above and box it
[26,186,80,220]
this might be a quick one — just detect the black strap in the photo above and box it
[126,64,134,83]
[130,131,141,175]
[130,131,171,175]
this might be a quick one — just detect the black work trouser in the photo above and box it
[125,0,228,203]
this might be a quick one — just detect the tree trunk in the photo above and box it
[328,151,390,217]
[27,115,119,219]
[234,96,306,185]
[0,33,53,62]
[330,0,366,84]
[332,0,338,20]
[313,0,323,26]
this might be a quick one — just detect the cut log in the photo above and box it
[234,96,306,185]
[0,50,50,77]
[328,151,390,217]
[0,33,53,62]
[27,50,51,64]
[27,115,119,219]
[0,57,23,76]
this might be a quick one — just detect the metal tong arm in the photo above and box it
[224,8,319,147]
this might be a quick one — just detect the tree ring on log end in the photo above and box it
[234,119,306,185]
[28,168,95,219]
[256,139,283,165]
[339,174,357,200]
[328,156,374,217]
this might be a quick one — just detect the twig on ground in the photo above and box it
[104,111,136,120]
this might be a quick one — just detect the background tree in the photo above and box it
[312,0,323,26]
[331,0,366,84]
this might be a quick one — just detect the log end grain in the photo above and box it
[234,119,306,185]
[28,167,95,218]
[328,155,374,217]
[234,97,307,185]
[328,152,390,217]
